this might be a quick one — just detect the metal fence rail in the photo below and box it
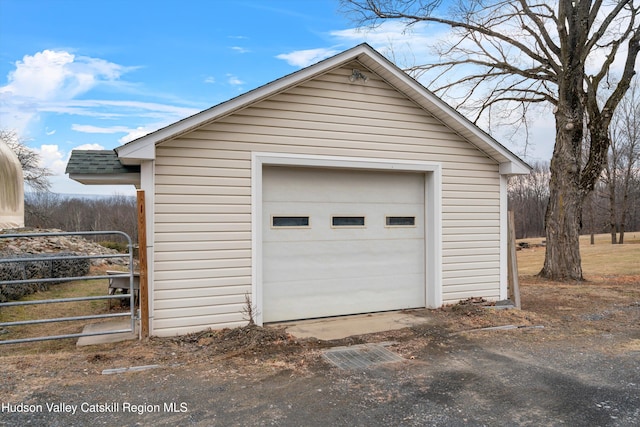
[0,230,137,344]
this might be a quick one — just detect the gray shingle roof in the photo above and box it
[65,150,140,175]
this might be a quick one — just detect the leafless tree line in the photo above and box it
[510,113,640,241]
[510,161,640,241]
[24,193,138,244]
[508,162,550,238]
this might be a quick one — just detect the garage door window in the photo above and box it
[386,216,416,227]
[332,216,365,227]
[272,216,310,228]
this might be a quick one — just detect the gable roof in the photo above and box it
[65,150,140,185]
[115,43,530,175]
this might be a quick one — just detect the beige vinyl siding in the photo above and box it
[152,60,502,335]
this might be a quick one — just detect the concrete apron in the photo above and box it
[75,311,428,346]
[273,311,430,341]
[76,318,138,347]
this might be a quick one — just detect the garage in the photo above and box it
[69,43,531,336]
[262,166,426,322]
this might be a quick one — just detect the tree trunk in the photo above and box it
[607,163,618,244]
[588,193,595,245]
[540,108,584,281]
[610,230,618,244]
[619,160,634,245]
[619,189,629,244]
[541,170,584,280]
[609,172,617,244]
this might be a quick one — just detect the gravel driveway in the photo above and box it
[2,277,639,426]
[3,326,639,426]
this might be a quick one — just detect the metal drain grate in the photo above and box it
[322,343,404,369]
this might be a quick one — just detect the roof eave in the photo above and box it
[116,44,375,161]
[68,173,141,186]
[355,51,532,174]
[115,43,530,174]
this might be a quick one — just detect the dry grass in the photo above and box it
[517,232,640,277]
[1,243,638,403]
[0,266,129,354]
[2,234,638,359]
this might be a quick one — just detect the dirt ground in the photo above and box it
[1,274,639,426]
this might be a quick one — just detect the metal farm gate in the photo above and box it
[0,231,137,344]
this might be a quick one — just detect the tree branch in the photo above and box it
[517,0,561,58]
[344,0,558,75]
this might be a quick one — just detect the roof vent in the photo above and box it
[349,69,368,83]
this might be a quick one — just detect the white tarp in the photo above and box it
[0,138,24,229]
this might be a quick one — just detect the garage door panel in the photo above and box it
[262,166,426,322]
[263,240,424,281]
[264,203,424,241]
[263,226,422,244]
[263,274,425,322]
[263,168,424,204]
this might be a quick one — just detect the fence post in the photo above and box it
[137,190,149,338]
[507,210,521,309]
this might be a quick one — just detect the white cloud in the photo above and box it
[331,22,443,69]
[231,46,250,54]
[0,50,132,134]
[3,51,96,100]
[118,127,154,143]
[34,144,67,176]
[41,99,199,119]
[71,124,132,134]
[204,76,216,84]
[0,49,199,145]
[226,74,244,86]
[74,143,105,151]
[71,123,158,144]
[0,50,128,100]
[276,48,340,68]
[331,21,420,45]
[67,100,201,144]
[275,21,441,69]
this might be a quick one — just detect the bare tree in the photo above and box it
[604,128,622,244]
[24,193,138,243]
[23,192,62,227]
[341,0,640,280]
[0,129,52,192]
[606,77,640,243]
[508,161,550,238]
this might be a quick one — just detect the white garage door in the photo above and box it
[262,166,426,322]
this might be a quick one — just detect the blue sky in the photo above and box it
[0,0,556,195]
